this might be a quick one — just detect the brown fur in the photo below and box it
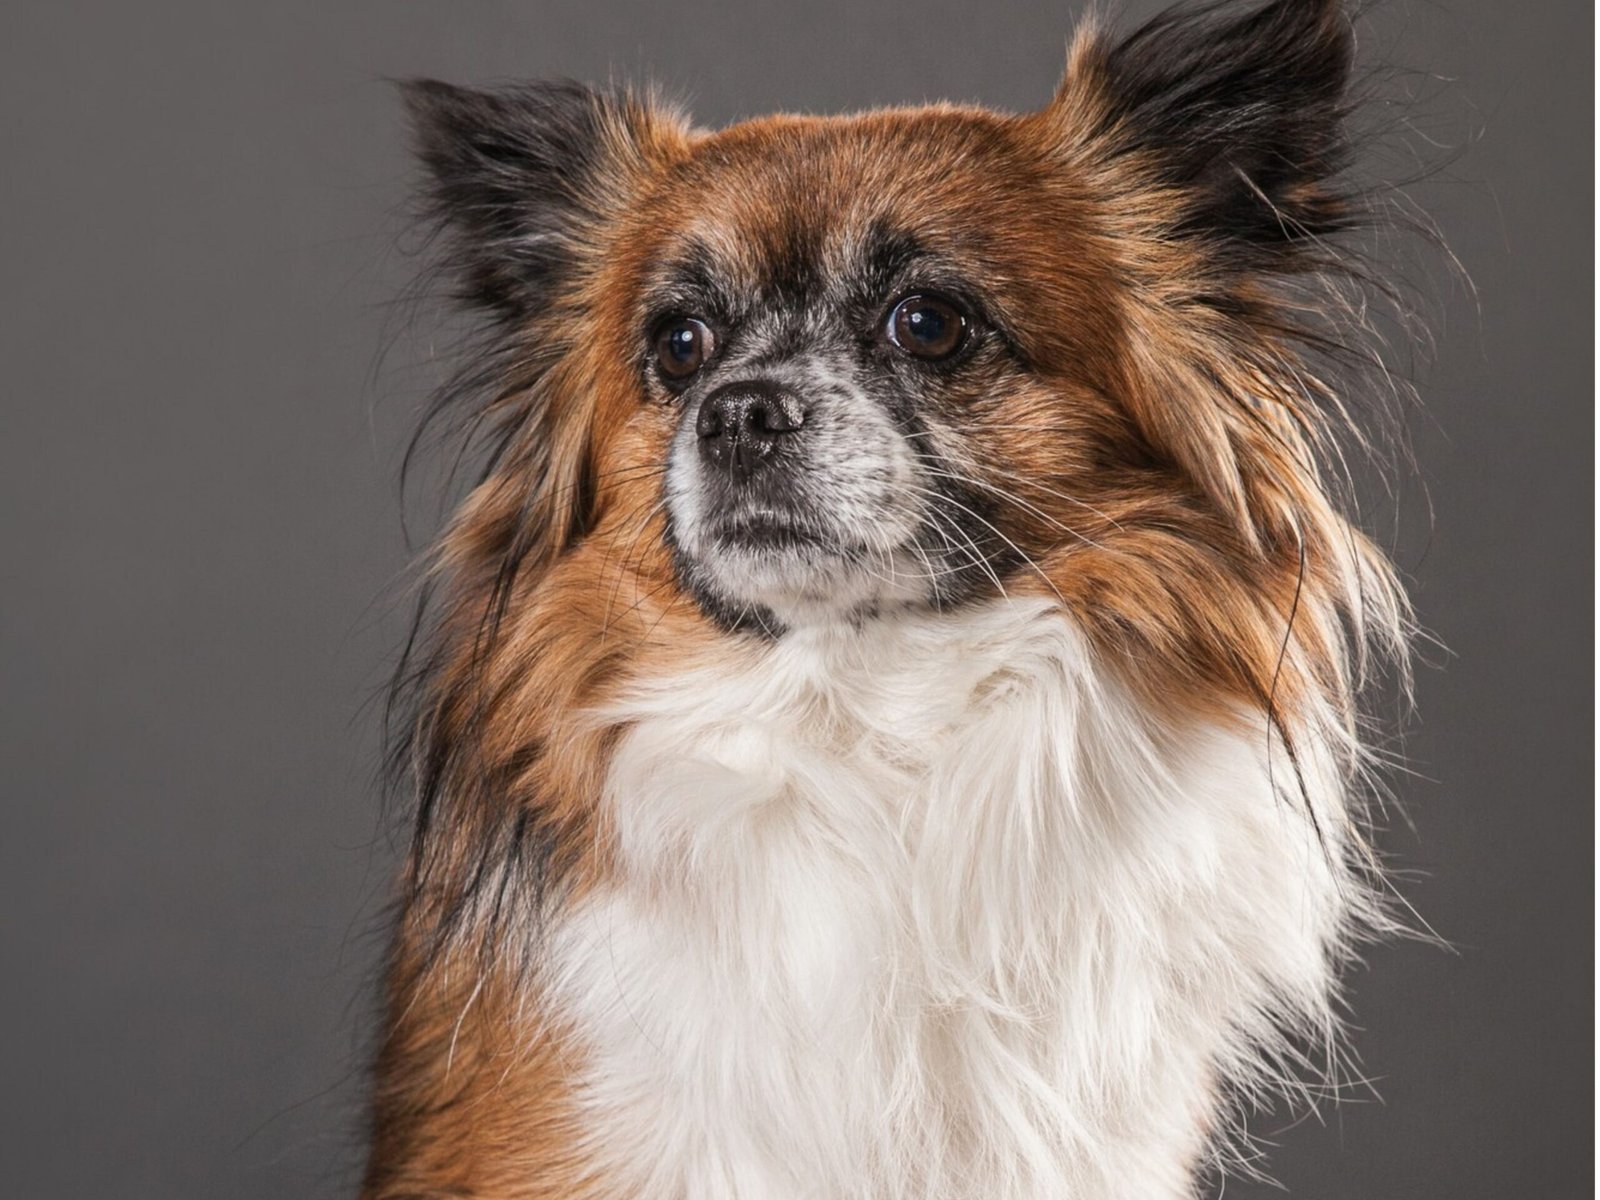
[364,7,1410,1195]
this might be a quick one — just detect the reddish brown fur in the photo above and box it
[365,15,1406,1195]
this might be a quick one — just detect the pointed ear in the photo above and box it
[1057,0,1357,259]
[400,79,682,316]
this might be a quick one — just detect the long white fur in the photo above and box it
[546,597,1361,1198]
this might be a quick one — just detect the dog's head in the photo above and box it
[403,0,1383,640]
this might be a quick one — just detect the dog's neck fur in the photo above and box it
[546,597,1355,1199]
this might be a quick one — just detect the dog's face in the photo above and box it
[625,114,1123,628]
[405,0,1366,638]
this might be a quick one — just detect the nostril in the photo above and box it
[750,395,804,435]
[745,401,773,437]
[695,398,726,441]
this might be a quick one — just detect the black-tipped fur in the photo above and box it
[1096,0,1357,256]
[402,78,620,316]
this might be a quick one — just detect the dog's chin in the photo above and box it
[678,517,931,631]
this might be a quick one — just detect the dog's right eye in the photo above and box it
[653,317,715,381]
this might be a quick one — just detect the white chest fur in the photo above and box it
[546,599,1353,1199]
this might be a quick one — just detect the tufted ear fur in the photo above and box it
[1035,1,1379,547]
[401,79,679,317]
[1059,0,1358,266]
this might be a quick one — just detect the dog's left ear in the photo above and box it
[1053,0,1356,262]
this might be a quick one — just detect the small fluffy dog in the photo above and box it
[365,1,1419,1196]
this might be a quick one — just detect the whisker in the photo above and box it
[909,483,1067,604]
[600,496,669,640]
[919,466,1113,554]
[919,505,1007,597]
[904,486,1032,602]
[918,454,1127,536]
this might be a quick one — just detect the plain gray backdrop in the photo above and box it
[4,1,1591,1196]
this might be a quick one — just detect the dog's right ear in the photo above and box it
[401,79,682,318]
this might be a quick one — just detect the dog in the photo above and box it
[364,1,1418,1195]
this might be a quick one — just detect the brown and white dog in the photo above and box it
[364,2,1418,1196]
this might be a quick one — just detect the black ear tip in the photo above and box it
[397,77,448,107]
[1275,0,1355,55]
[397,78,483,127]
[396,77,613,142]
[1254,0,1346,24]
[1294,0,1354,43]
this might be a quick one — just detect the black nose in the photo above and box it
[695,381,806,479]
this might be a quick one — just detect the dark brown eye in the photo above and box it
[654,317,715,380]
[886,294,967,361]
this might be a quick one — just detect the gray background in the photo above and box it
[3,1,1591,1196]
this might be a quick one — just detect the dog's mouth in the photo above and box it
[709,510,834,554]
[670,498,928,629]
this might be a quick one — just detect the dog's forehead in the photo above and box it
[650,108,1033,296]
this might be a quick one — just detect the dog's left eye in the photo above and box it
[653,317,715,381]
[885,294,968,361]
